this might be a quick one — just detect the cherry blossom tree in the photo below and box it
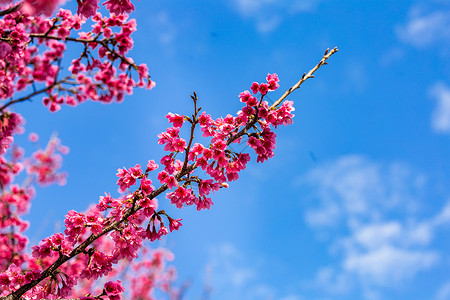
[0,0,338,298]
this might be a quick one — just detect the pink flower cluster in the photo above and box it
[0,264,40,293]
[0,112,24,155]
[70,247,175,299]
[26,135,68,186]
[0,131,73,298]
[125,248,177,299]
[152,73,294,210]
[116,164,143,192]
[0,71,295,299]
[31,233,72,259]
[1,0,136,18]
[0,170,35,271]
[21,0,66,16]
[0,8,153,112]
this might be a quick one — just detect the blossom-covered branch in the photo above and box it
[0,8,153,114]
[0,47,337,299]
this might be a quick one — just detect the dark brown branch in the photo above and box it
[0,76,73,112]
[1,47,339,300]
[182,92,199,171]
[226,48,338,146]
[29,33,140,72]
[29,33,99,44]
[0,2,23,17]
[270,47,338,109]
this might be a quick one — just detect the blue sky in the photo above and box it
[15,0,450,299]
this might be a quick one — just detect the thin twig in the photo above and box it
[0,47,338,300]
[226,47,338,146]
[0,76,73,112]
[29,33,98,44]
[0,2,23,17]
[29,33,140,72]
[270,47,338,109]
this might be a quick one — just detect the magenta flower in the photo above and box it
[266,73,279,82]
[239,90,251,102]
[146,160,159,172]
[259,83,269,95]
[76,0,99,18]
[166,113,184,128]
[103,0,134,15]
[140,178,153,195]
[104,280,125,300]
[168,218,183,232]
[250,82,259,94]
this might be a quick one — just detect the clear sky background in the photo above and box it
[15,0,450,299]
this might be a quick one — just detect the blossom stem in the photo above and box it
[0,76,74,112]
[0,3,23,17]
[270,47,338,109]
[1,48,338,299]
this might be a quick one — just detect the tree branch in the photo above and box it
[0,76,73,112]
[270,47,338,109]
[0,47,339,300]
[0,2,23,17]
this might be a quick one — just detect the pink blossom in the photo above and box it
[239,90,251,103]
[250,82,259,94]
[146,160,159,172]
[166,113,184,128]
[198,112,212,127]
[166,176,178,189]
[104,280,125,300]
[247,96,258,107]
[259,83,269,95]
[168,217,182,232]
[157,170,169,183]
[268,79,280,91]
[0,42,12,59]
[266,73,279,82]
[172,138,186,153]
[197,197,213,210]
[140,178,153,195]
[76,0,99,18]
[158,226,169,237]
[21,0,63,16]
[103,0,134,15]
[28,133,39,142]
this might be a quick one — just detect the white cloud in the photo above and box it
[337,220,440,288]
[343,246,438,285]
[432,201,450,225]
[300,155,449,298]
[233,0,277,16]
[145,11,177,45]
[305,202,340,227]
[429,83,450,134]
[206,243,305,300]
[279,295,303,300]
[379,48,405,66]
[436,281,450,300]
[301,155,426,228]
[396,9,450,47]
[352,222,402,249]
[313,267,352,294]
[208,243,300,300]
[229,0,324,33]
[208,243,256,288]
[256,15,281,34]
